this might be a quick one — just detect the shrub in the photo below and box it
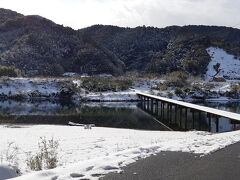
[203,83,215,91]
[151,83,168,91]
[164,71,189,87]
[191,83,201,91]
[158,84,168,91]
[174,87,183,95]
[26,137,59,171]
[229,83,240,97]
[167,92,173,98]
[81,76,133,92]
[0,66,21,77]
[142,73,163,79]
[124,71,141,79]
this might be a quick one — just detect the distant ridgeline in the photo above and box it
[0,8,240,76]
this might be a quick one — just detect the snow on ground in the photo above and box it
[210,82,231,92]
[1,125,240,180]
[0,76,238,102]
[0,78,61,96]
[84,79,167,101]
[0,77,82,98]
[85,82,152,101]
[85,90,138,101]
[0,77,150,101]
[62,72,77,77]
[205,47,240,81]
[82,102,138,108]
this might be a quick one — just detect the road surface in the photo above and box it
[101,142,240,180]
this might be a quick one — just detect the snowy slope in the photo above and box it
[1,125,240,180]
[205,47,240,81]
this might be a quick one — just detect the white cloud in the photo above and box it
[0,0,240,29]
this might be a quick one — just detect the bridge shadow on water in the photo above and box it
[137,101,240,133]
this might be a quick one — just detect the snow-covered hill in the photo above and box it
[205,47,240,81]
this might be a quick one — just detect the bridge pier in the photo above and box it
[216,117,219,132]
[184,108,187,130]
[179,106,183,128]
[170,104,173,123]
[147,97,150,110]
[174,105,177,123]
[155,100,159,116]
[192,109,195,129]
[161,102,164,120]
[198,111,201,130]
[151,99,154,113]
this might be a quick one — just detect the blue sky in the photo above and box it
[1,0,240,29]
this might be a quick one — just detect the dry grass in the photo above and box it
[0,142,19,167]
[26,137,59,171]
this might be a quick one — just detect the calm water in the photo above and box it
[0,100,239,132]
[0,101,168,131]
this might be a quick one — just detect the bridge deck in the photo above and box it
[137,92,240,122]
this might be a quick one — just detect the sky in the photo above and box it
[1,0,240,30]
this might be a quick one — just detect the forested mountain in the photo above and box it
[0,8,240,76]
[0,8,125,76]
[81,25,240,75]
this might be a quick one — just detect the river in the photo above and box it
[0,100,239,133]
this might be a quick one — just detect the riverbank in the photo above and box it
[0,77,239,103]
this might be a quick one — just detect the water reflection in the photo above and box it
[0,101,168,131]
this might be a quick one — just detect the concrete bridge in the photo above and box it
[137,92,240,132]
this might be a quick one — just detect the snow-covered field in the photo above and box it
[205,47,240,81]
[1,125,240,180]
[0,78,61,96]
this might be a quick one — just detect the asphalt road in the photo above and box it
[101,142,240,180]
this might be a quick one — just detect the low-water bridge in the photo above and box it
[137,92,240,132]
